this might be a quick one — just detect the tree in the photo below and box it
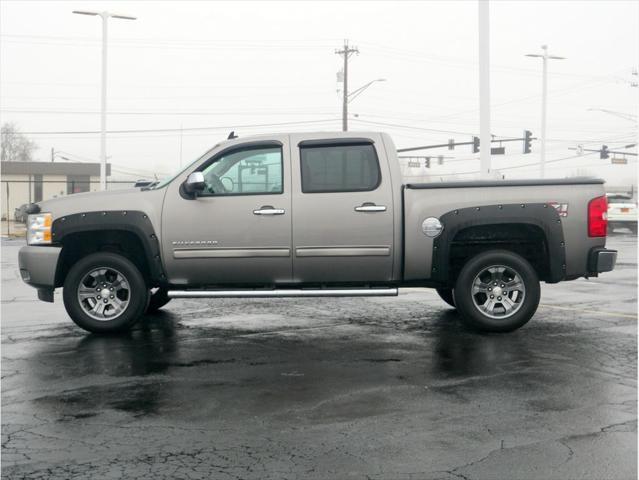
[1,123,38,162]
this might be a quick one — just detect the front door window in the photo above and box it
[200,147,283,196]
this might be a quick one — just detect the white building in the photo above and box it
[0,161,110,220]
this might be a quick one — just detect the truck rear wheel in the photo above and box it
[436,288,456,308]
[63,252,149,333]
[453,250,540,332]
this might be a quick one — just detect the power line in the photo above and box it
[1,108,338,116]
[0,80,334,90]
[16,118,341,135]
[0,34,336,51]
[358,40,630,82]
[350,118,478,136]
[354,115,636,140]
[46,150,171,176]
[0,32,622,84]
[0,90,331,100]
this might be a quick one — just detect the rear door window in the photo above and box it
[300,143,380,193]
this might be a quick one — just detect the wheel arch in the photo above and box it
[52,211,166,288]
[431,203,565,286]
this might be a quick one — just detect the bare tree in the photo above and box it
[1,123,38,162]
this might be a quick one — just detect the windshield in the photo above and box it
[149,145,219,190]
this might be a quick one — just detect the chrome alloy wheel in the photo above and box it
[471,265,526,319]
[77,267,131,321]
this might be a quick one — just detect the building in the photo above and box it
[0,161,111,220]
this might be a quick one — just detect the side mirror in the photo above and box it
[183,172,205,197]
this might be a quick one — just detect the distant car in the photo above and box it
[607,194,637,234]
[14,204,29,223]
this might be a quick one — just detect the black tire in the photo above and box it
[436,288,456,308]
[63,252,149,333]
[147,288,171,313]
[453,250,540,333]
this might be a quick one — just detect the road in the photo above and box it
[1,234,636,480]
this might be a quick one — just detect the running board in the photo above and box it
[167,288,398,299]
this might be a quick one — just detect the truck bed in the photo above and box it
[402,177,607,281]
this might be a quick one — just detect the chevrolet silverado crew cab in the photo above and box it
[18,132,617,334]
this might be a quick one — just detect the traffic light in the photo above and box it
[424,157,431,168]
[600,145,609,159]
[523,130,532,154]
[472,136,480,153]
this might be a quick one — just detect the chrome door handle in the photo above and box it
[354,203,387,212]
[253,206,285,215]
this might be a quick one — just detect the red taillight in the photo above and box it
[588,195,608,237]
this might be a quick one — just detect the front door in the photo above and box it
[161,138,292,286]
[290,135,395,283]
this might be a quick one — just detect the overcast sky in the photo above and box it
[1,0,637,185]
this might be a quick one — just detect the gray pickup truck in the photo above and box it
[18,132,617,334]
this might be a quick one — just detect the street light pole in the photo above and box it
[525,45,565,178]
[73,10,136,190]
[100,12,108,191]
[478,0,491,179]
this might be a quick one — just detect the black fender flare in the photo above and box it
[431,203,566,284]
[51,210,166,284]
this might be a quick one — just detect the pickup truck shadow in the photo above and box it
[75,312,181,376]
[23,306,553,422]
[430,310,532,377]
[28,312,182,418]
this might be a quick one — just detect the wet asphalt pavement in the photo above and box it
[1,235,637,480]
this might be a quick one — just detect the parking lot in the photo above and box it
[1,234,636,479]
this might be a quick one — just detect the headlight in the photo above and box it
[27,213,52,245]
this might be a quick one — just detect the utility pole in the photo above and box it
[478,0,491,178]
[73,10,136,190]
[51,147,54,162]
[525,45,565,178]
[335,40,359,131]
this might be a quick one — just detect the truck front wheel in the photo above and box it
[453,250,540,332]
[63,252,149,333]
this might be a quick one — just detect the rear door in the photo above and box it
[290,135,395,283]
